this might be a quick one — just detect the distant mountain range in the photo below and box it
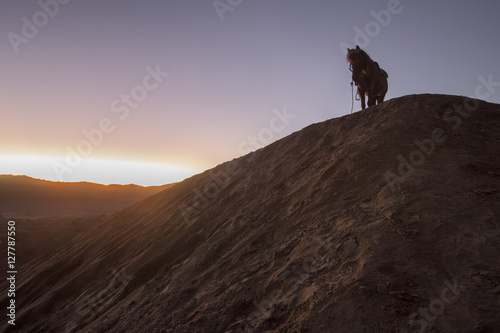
[0,175,173,218]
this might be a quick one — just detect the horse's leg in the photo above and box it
[377,77,388,105]
[377,94,385,104]
[367,95,376,108]
[359,88,366,110]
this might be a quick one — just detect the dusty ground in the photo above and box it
[1,94,499,332]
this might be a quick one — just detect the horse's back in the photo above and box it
[373,61,389,78]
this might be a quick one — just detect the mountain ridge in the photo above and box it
[2,94,499,332]
[0,174,173,218]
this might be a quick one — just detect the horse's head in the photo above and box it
[346,45,370,82]
[346,46,363,65]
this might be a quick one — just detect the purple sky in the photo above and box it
[1,0,499,185]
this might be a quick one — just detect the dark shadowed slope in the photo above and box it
[0,176,174,280]
[1,94,499,333]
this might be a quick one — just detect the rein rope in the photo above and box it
[349,65,355,114]
[349,64,359,114]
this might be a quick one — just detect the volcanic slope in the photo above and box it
[2,94,499,333]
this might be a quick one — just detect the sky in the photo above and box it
[1,0,499,186]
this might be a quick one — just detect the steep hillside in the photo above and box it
[0,177,174,283]
[2,94,499,332]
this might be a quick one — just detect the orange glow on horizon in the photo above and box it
[0,155,203,186]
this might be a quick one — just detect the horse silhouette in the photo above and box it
[347,45,388,110]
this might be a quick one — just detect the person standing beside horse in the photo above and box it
[346,45,389,110]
